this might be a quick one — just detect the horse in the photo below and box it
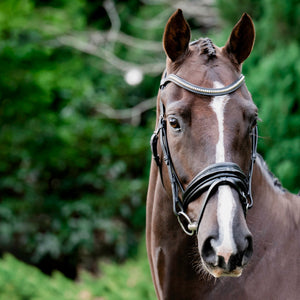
[146,9,300,300]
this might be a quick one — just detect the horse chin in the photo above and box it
[211,267,243,278]
[201,259,243,278]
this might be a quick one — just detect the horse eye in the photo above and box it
[249,117,258,135]
[169,117,181,130]
[251,117,258,129]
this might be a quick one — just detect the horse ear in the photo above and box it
[163,9,191,62]
[224,13,255,65]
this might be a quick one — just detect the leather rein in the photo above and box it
[150,72,258,236]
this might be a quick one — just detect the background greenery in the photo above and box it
[0,237,155,300]
[0,0,299,298]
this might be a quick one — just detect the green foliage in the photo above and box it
[247,43,300,191]
[0,239,155,300]
[0,0,161,274]
[217,0,263,22]
[0,254,80,300]
[217,0,300,51]
[80,238,155,300]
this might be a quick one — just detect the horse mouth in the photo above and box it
[202,260,243,278]
[211,267,243,278]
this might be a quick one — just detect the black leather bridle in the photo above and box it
[150,72,258,236]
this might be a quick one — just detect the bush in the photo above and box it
[0,254,80,300]
[0,238,155,300]
[247,43,300,192]
[0,0,160,276]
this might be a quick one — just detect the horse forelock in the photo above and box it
[189,38,217,59]
[167,38,219,73]
[199,38,217,58]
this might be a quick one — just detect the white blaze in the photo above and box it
[209,82,237,259]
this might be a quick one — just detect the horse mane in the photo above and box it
[256,154,286,193]
[193,38,216,58]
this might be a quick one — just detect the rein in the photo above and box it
[150,72,258,236]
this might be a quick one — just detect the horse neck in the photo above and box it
[250,155,300,233]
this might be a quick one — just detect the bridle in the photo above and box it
[150,72,258,236]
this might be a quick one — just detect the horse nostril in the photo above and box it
[201,235,253,273]
[245,235,253,251]
[242,236,253,266]
[201,237,217,265]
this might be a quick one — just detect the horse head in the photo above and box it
[153,9,257,278]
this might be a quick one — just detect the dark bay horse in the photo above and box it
[146,9,300,300]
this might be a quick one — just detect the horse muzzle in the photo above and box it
[200,233,253,278]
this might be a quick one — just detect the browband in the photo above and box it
[160,73,245,96]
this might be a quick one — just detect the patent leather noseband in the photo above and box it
[150,72,258,236]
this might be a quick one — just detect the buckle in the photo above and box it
[177,211,197,236]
